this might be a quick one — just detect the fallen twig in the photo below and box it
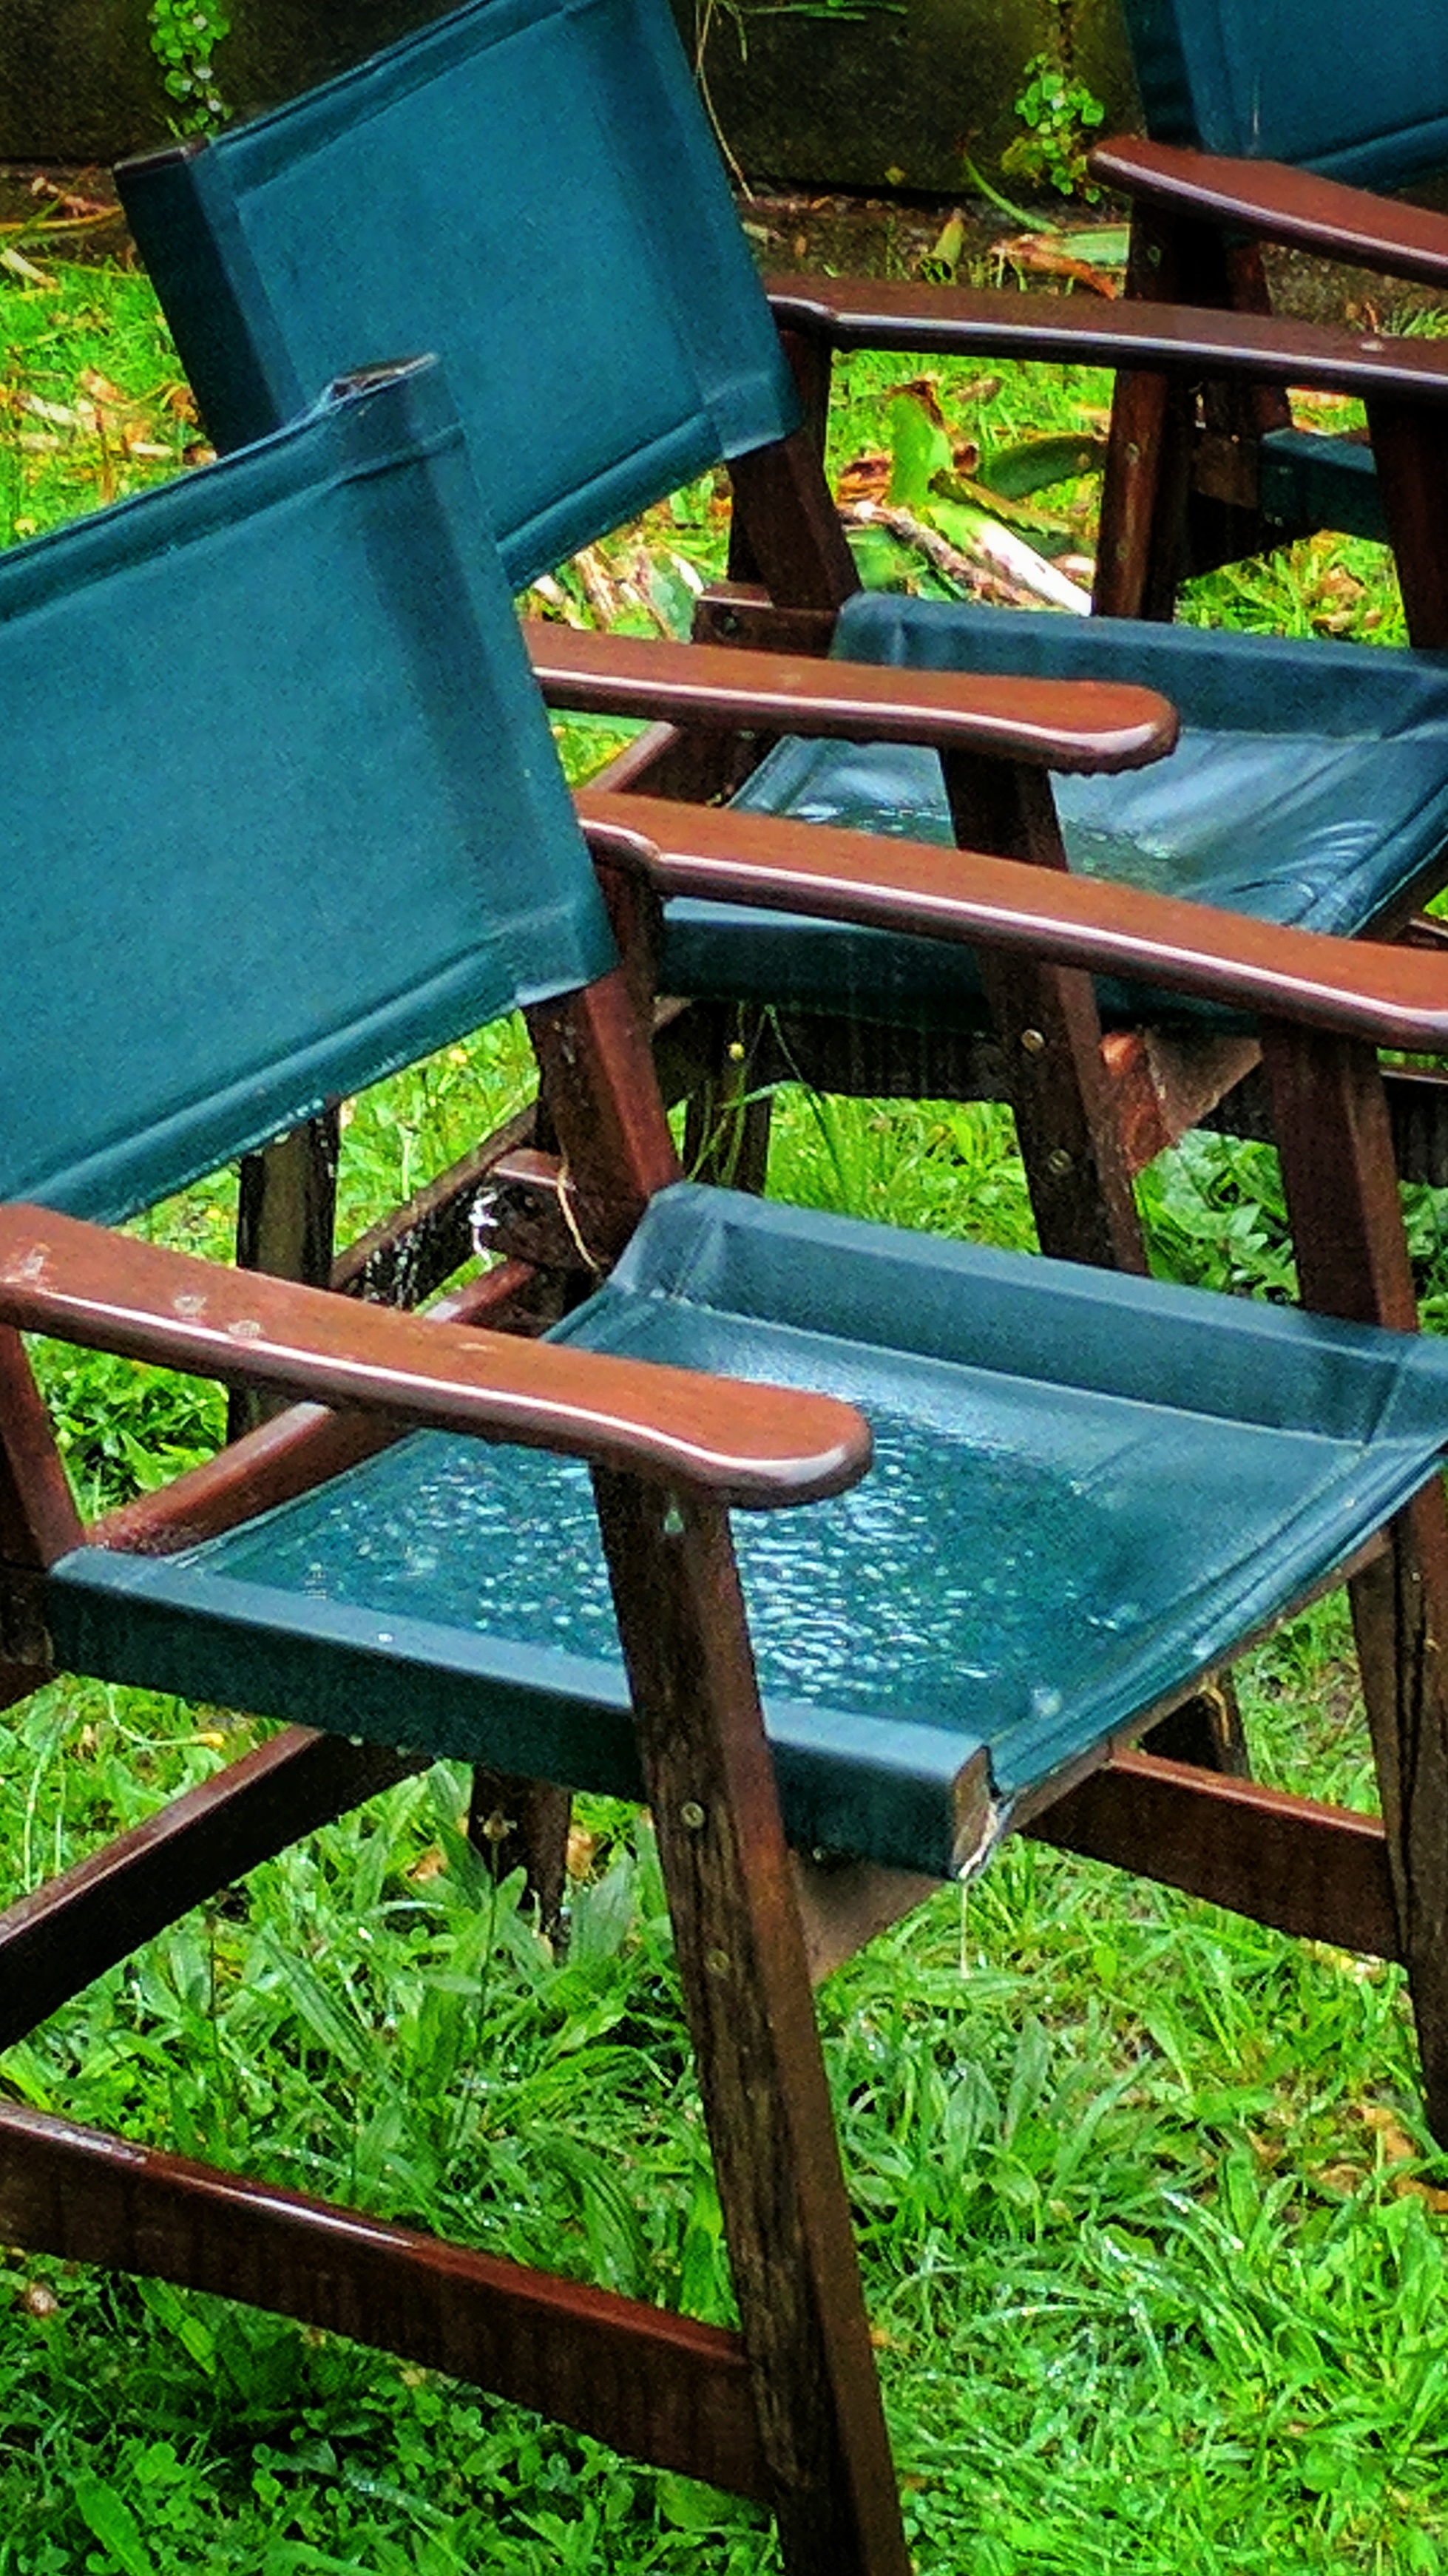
[840,498,1092,613]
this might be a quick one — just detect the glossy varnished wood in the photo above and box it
[235,1109,339,1291]
[766,277,1448,407]
[1092,138,1448,289]
[1090,138,1446,614]
[524,966,683,1270]
[1101,1026,1262,1173]
[1091,201,1264,616]
[467,1766,571,1931]
[231,1108,341,1434]
[941,753,1147,1273]
[1365,399,1448,646]
[1263,1025,1448,2137]
[90,1262,549,1559]
[725,423,859,613]
[329,1102,538,1306]
[0,1204,870,1508]
[690,584,838,658]
[579,791,1448,1051]
[0,1324,83,1570]
[528,625,1178,771]
[1092,345,1192,621]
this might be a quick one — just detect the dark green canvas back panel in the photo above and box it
[1118,0,1448,189]
[0,361,613,1224]
[52,1184,1448,1877]
[116,0,801,592]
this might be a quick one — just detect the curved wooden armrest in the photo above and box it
[579,790,1448,1051]
[765,274,1448,405]
[0,1209,869,1510]
[1091,136,1448,294]
[527,625,1176,773]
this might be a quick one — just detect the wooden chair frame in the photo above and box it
[7,799,1448,2572]
[262,294,1448,1339]
[135,287,1448,1890]
[1087,135,1448,623]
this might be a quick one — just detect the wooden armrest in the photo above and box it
[527,625,1177,773]
[1092,136,1448,294]
[579,790,1448,1051]
[0,1209,868,1510]
[765,274,1448,404]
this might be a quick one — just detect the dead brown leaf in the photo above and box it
[1316,2160,1367,2194]
[883,374,951,433]
[566,1824,601,1880]
[30,177,112,220]
[994,234,1121,298]
[78,366,132,413]
[1395,2175,1448,2213]
[835,451,891,504]
[1360,2102,1418,2163]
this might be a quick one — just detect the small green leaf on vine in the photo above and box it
[148,0,233,135]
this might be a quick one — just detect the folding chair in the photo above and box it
[7,350,1448,2575]
[1092,0,1448,616]
[113,0,1448,1281]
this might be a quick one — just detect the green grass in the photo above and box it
[0,257,197,543]
[6,257,1448,2574]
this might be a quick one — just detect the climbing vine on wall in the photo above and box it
[148,0,232,134]
[1002,0,1105,198]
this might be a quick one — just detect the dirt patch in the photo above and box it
[0,162,133,263]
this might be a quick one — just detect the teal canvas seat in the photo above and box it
[1092,0,1448,600]
[53,1181,1448,1879]
[115,0,1448,1232]
[9,350,1448,2570]
[704,594,1448,1029]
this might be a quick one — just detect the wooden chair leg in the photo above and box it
[1094,361,1194,621]
[944,756,1146,1273]
[1265,1020,1448,2143]
[1347,1499,1448,2135]
[1095,210,1294,617]
[231,1111,575,1925]
[594,1467,910,2576]
[229,1111,340,1438]
[467,1766,571,1938]
[1093,206,1204,620]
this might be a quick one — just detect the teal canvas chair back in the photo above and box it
[0,358,615,1227]
[118,0,801,592]
[1118,0,1448,191]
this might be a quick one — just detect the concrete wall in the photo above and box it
[0,0,458,162]
[0,0,1138,188]
[694,0,1139,194]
